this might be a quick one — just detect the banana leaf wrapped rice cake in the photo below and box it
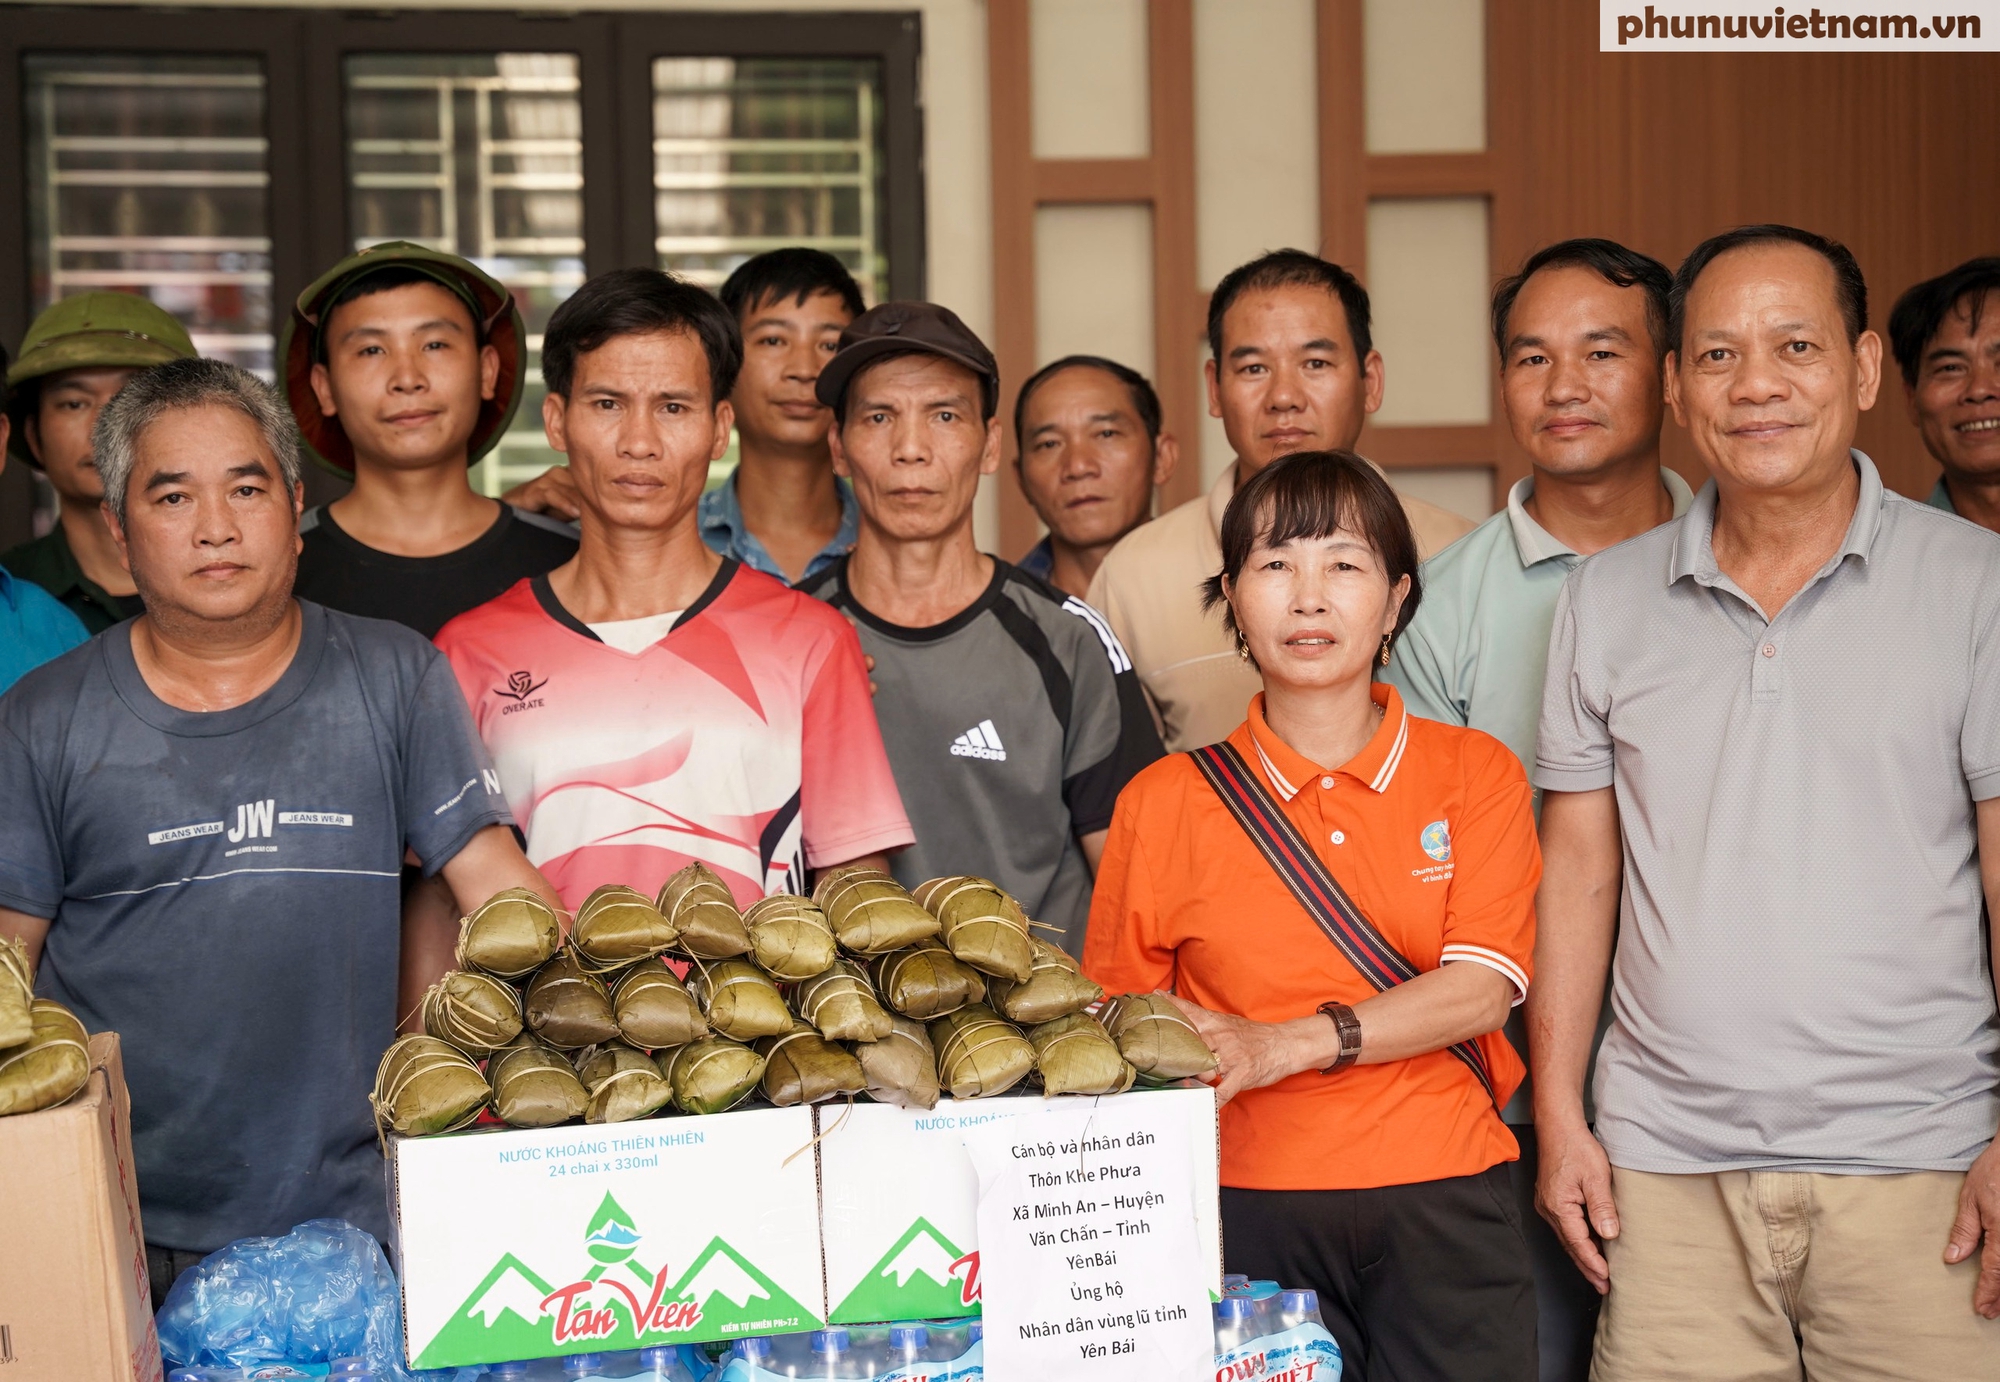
[663,1037,765,1115]
[575,1042,676,1124]
[657,863,753,959]
[421,969,524,1054]
[853,1014,941,1110]
[456,887,562,979]
[912,876,1034,984]
[612,958,707,1049]
[757,1021,867,1106]
[524,949,621,1049]
[743,894,838,981]
[1098,992,1219,1082]
[488,1035,589,1128]
[930,1004,1035,1099]
[876,940,986,1020]
[0,935,34,1049]
[0,999,91,1115]
[689,958,794,1040]
[987,937,1104,1024]
[372,1035,488,1136]
[793,960,895,1043]
[573,884,679,972]
[814,866,938,954]
[1028,1011,1136,1096]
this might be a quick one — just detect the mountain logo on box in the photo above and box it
[417,1193,817,1369]
[831,1217,982,1323]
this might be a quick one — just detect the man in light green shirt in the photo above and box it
[1385,238,1689,1382]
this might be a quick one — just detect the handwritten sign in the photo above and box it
[963,1102,1212,1381]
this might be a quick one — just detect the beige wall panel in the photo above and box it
[1193,0,1319,288]
[1033,204,1156,380]
[1388,467,1493,524]
[1030,0,1150,159]
[1364,0,1485,154]
[1367,197,1491,426]
[1198,356,1234,491]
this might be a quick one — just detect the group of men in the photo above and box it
[0,224,1998,1380]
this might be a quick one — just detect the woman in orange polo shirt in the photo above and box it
[1083,450,1538,1382]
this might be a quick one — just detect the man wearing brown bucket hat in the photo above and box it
[797,302,1162,953]
[2,291,197,633]
[281,241,576,639]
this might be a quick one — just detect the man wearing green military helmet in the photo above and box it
[2,291,197,633]
[283,241,576,639]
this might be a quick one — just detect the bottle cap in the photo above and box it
[890,1325,930,1350]
[732,1339,773,1360]
[1282,1289,1319,1311]
[563,1356,607,1376]
[1247,1279,1282,1298]
[639,1347,676,1365]
[1222,1274,1250,1291]
[811,1328,852,1355]
[1214,1297,1256,1320]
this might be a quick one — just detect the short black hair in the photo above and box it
[719,248,866,322]
[541,267,742,404]
[1669,224,1867,354]
[314,265,481,364]
[1012,355,1162,452]
[1207,249,1371,364]
[1888,257,2000,388]
[1492,238,1673,360]
[1201,449,1421,653]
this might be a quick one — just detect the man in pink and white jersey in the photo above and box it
[436,267,912,911]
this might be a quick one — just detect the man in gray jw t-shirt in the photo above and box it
[0,359,556,1307]
[1532,226,2000,1377]
[799,302,1161,951]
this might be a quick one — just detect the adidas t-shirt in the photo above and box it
[296,502,579,640]
[434,560,914,911]
[800,558,1164,952]
[0,601,512,1251]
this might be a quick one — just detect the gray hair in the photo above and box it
[93,357,302,523]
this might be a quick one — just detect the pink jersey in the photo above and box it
[436,562,913,912]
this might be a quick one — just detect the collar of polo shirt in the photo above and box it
[1245,684,1412,801]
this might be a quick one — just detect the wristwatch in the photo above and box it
[1316,1001,1363,1073]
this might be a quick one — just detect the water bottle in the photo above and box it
[805,1328,872,1380]
[925,1319,971,1362]
[1279,1289,1327,1331]
[1221,1274,1250,1295]
[481,1363,535,1381]
[1212,1296,1261,1354]
[966,1321,981,1347]
[565,1355,611,1379]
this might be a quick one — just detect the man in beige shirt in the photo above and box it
[1088,249,1473,751]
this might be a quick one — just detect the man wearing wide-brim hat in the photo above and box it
[281,240,575,640]
[1,291,196,633]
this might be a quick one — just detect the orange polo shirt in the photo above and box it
[1082,685,1538,1191]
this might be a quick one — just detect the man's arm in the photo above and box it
[1079,829,1107,875]
[398,825,561,1035]
[1945,796,2000,1318]
[1529,785,1623,1294]
[0,908,51,970]
[499,465,580,521]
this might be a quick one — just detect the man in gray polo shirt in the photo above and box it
[1388,237,1691,1382]
[1532,224,2000,1377]
[799,303,1162,952]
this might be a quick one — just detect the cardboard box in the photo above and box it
[391,1106,824,1371]
[0,1032,164,1382]
[815,1086,1222,1325]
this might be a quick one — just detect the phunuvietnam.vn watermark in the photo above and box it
[1601,1,2000,48]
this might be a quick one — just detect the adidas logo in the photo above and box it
[949,719,1007,761]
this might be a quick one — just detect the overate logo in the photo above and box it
[1420,820,1452,862]
[497,670,548,701]
[497,669,548,715]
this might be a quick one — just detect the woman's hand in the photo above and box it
[1164,994,1333,1105]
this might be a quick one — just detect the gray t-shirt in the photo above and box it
[0,601,512,1250]
[802,559,1163,951]
[1536,453,2000,1174]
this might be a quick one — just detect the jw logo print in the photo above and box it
[420,1193,816,1368]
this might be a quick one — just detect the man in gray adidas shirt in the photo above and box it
[800,303,1162,952]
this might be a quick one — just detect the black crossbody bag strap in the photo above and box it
[1190,741,1498,1107]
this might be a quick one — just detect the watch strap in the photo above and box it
[1317,1001,1362,1073]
